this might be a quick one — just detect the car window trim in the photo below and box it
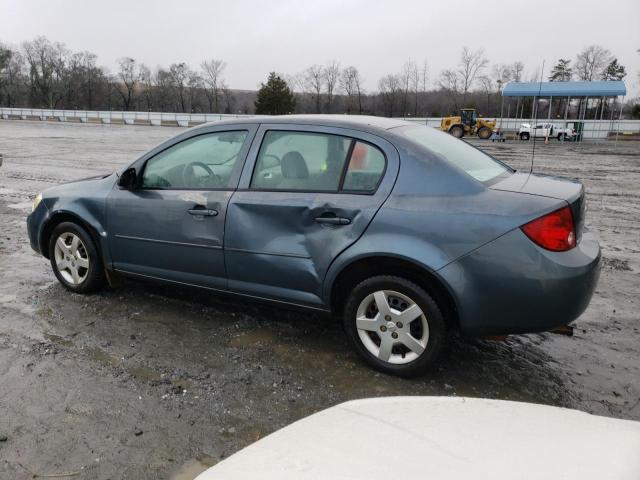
[139,129,250,191]
[248,129,387,195]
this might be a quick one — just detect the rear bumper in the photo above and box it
[438,228,601,336]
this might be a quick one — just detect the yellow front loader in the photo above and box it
[440,108,495,139]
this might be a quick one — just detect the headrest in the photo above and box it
[281,151,309,179]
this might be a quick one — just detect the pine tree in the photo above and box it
[601,58,626,81]
[254,72,296,115]
[549,59,572,81]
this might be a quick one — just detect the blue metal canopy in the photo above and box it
[502,80,626,97]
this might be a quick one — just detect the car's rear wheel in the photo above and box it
[49,222,105,293]
[449,125,464,138]
[520,132,530,141]
[343,276,446,377]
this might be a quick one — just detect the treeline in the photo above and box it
[0,36,635,117]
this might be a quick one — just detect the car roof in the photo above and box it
[193,114,413,136]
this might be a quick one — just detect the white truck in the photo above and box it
[519,122,576,141]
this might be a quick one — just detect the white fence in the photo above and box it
[0,107,250,127]
[1,107,638,139]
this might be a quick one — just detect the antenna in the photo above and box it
[529,60,545,176]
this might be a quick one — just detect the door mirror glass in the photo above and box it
[118,167,137,190]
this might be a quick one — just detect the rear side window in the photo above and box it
[251,131,386,193]
[343,142,386,192]
[400,125,510,182]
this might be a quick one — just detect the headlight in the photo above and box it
[32,193,43,212]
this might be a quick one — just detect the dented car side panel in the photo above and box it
[224,124,400,306]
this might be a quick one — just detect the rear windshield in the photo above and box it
[398,125,511,182]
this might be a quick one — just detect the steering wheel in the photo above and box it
[182,161,220,188]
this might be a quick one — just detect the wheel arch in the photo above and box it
[328,255,460,330]
[40,210,104,261]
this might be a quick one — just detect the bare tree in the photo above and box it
[399,60,417,117]
[138,64,154,111]
[0,46,24,107]
[154,68,173,111]
[220,80,235,114]
[575,45,612,81]
[378,74,401,117]
[304,64,323,113]
[22,36,68,108]
[339,66,357,114]
[116,57,139,110]
[323,60,340,112]
[438,69,460,111]
[409,61,421,116]
[458,47,488,105]
[419,60,428,115]
[492,63,512,93]
[201,59,226,113]
[339,66,366,115]
[168,62,190,112]
[76,52,102,110]
[511,61,525,82]
[187,70,202,112]
[478,75,494,113]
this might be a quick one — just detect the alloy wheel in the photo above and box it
[54,232,89,285]
[355,290,429,365]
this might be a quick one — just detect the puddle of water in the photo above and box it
[171,454,218,480]
[228,328,278,347]
[44,333,74,347]
[88,346,190,387]
[128,365,162,382]
[88,347,122,368]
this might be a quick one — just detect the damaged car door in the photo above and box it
[107,128,255,289]
[225,125,399,306]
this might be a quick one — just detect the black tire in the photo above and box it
[48,222,106,293]
[449,125,464,138]
[520,132,530,141]
[477,126,492,139]
[343,275,447,377]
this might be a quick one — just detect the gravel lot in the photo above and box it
[0,120,638,479]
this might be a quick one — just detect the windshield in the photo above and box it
[398,125,512,183]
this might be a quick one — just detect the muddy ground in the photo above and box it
[0,120,638,479]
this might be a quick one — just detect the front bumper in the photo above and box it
[438,228,601,336]
[26,201,50,255]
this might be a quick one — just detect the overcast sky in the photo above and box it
[2,0,639,95]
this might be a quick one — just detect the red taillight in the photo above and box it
[521,205,576,252]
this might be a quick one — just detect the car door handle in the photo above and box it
[315,216,351,225]
[188,208,218,217]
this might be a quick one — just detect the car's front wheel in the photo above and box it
[343,276,446,377]
[520,132,530,140]
[49,222,105,293]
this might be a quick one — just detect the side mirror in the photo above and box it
[118,167,138,190]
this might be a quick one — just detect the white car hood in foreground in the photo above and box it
[196,396,640,480]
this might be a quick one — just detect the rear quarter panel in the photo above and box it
[323,135,565,305]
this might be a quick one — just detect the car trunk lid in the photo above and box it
[489,172,585,242]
